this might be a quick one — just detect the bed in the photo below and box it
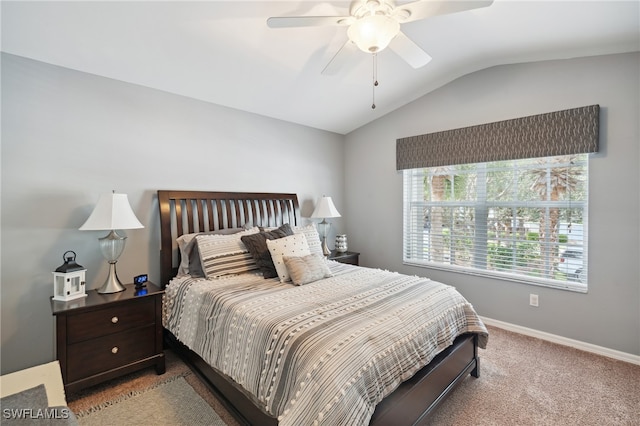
[158,190,488,426]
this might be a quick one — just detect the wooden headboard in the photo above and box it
[157,190,300,287]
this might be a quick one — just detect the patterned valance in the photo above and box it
[396,105,599,170]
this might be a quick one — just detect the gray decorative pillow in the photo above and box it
[241,223,293,278]
[283,253,333,286]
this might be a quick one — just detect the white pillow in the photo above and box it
[292,223,323,257]
[266,233,311,282]
[196,227,260,278]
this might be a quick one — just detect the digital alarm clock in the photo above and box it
[134,274,148,289]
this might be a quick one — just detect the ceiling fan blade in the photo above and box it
[321,39,359,75]
[389,31,432,68]
[267,16,352,28]
[394,0,493,23]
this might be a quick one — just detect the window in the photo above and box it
[397,105,598,291]
[403,154,588,291]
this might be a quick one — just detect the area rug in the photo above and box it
[74,376,226,426]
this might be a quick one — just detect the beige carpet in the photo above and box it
[428,326,640,425]
[67,326,640,425]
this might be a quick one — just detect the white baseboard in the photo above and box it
[480,316,640,366]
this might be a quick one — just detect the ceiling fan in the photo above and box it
[267,0,494,75]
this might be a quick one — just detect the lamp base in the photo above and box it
[97,262,126,294]
[321,236,331,257]
[318,219,332,257]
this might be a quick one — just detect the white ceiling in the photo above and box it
[2,1,639,135]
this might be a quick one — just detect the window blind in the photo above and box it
[403,155,589,291]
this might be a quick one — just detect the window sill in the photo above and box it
[402,260,588,293]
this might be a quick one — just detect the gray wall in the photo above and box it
[344,52,640,356]
[2,51,638,375]
[1,53,345,374]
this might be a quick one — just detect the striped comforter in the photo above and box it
[163,262,488,426]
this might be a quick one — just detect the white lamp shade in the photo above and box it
[347,14,400,53]
[79,193,144,231]
[311,196,341,219]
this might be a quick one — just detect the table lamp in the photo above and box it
[79,191,144,293]
[311,196,341,256]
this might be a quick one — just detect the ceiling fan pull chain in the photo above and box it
[372,53,378,109]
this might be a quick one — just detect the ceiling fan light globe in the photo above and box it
[347,14,400,54]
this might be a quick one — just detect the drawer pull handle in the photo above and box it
[111,346,119,354]
[111,316,119,324]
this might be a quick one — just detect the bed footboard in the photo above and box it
[370,333,479,425]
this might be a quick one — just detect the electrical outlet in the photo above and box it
[529,294,539,307]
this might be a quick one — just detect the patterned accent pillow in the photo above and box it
[176,228,244,277]
[196,227,260,278]
[283,253,333,286]
[292,223,323,257]
[266,233,311,282]
[241,224,293,278]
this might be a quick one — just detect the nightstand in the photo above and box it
[328,250,360,265]
[51,282,165,393]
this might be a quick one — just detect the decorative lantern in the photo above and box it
[53,251,87,302]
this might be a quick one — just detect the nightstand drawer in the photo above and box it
[66,325,156,382]
[67,298,155,343]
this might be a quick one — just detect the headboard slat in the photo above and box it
[257,200,265,226]
[196,199,206,233]
[175,201,185,236]
[214,200,222,230]
[185,199,195,234]
[157,191,300,287]
[266,201,274,228]
[241,200,249,227]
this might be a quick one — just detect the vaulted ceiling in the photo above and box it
[2,1,639,134]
